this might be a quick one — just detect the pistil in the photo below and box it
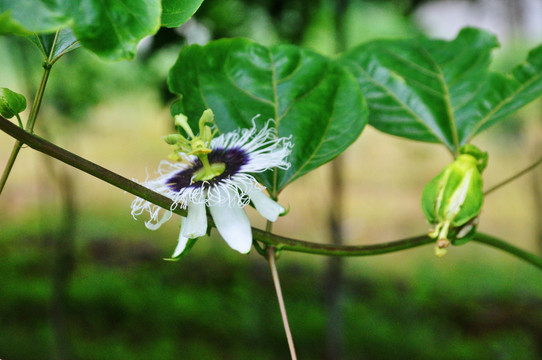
[193,154,225,182]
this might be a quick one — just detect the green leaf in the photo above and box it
[341,27,542,154]
[0,87,27,118]
[0,11,31,35]
[168,38,368,193]
[27,28,80,63]
[0,1,71,33]
[161,0,203,27]
[70,0,161,60]
[0,0,161,60]
[473,44,542,136]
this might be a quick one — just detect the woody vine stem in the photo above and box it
[1,115,542,269]
[2,111,542,357]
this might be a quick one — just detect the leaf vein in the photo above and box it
[344,58,446,145]
[468,71,542,140]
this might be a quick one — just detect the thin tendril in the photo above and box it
[267,245,297,360]
[484,155,542,195]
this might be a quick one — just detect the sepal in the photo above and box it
[421,145,486,255]
[164,238,199,261]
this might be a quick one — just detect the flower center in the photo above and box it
[166,147,249,192]
[193,158,226,182]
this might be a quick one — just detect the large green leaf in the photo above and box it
[161,0,203,27]
[0,0,161,60]
[168,38,368,193]
[0,11,31,35]
[341,27,542,153]
[0,0,71,33]
[28,28,80,63]
[72,0,160,60]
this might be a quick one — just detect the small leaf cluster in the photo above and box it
[0,0,204,60]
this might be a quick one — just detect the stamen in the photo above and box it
[198,109,214,138]
[174,114,195,138]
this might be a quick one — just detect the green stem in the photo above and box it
[0,141,23,194]
[26,62,53,133]
[0,61,53,195]
[265,219,273,233]
[15,114,23,128]
[473,233,542,269]
[254,230,433,256]
[484,155,542,195]
[2,116,542,270]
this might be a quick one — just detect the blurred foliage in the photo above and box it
[194,0,420,48]
[302,0,419,55]
[44,50,160,122]
[1,222,542,359]
[1,36,165,124]
[2,1,542,359]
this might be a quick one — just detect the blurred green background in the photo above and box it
[2,0,542,359]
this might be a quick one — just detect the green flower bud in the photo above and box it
[163,133,187,145]
[421,145,487,256]
[0,88,27,119]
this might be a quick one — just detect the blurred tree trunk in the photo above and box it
[51,168,76,360]
[14,39,77,360]
[533,169,542,254]
[324,1,348,359]
[530,131,542,253]
[505,0,542,252]
[41,146,76,360]
[505,0,521,35]
[325,156,346,360]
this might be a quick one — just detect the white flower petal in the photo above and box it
[248,188,284,222]
[210,118,292,174]
[209,200,252,254]
[145,210,172,230]
[172,217,189,258]
[181,202,207,238]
